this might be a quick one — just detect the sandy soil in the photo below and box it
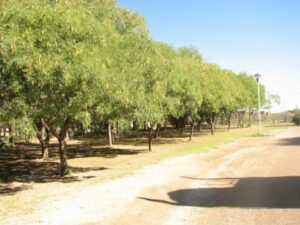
[1,127,300,225]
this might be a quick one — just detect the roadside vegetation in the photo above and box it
[1,0,275,179]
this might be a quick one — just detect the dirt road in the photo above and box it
[92,127,300,225]
[3,127,300,225]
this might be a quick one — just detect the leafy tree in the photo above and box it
[92,7,149,146]
[237,73,263,127]
[198,64,226,135]
[0,0,270,175]
[170,47,203,140]
[131,41,178,151]
[219,70,243,130]
[0,0,117,175]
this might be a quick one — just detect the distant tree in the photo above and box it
[171,47,203,140]
[237,73,265,127]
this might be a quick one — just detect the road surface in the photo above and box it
[90,127,300,225]
[4,127,300,225]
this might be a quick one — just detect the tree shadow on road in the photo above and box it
[140,176,300,209]
[278,137,300,146]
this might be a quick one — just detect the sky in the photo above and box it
[117,0,300,112]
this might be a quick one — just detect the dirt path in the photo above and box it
[2,127,300,225]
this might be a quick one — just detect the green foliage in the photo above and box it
[237,73,258,109]
[0,0,116,131]
[170,47,203,118]
[0,0,268,139]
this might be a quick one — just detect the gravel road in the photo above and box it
[3,127,300,225]
[93,127,300,225]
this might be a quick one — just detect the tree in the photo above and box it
[92,6,149,146]
[132,42,177,151]
[220,71,242,130]
[170,48,203,141]
[237,73,262,127]
[0,0,270,175]
[0,0,117,175]
[0,31,36,145]
[198,64,226,135]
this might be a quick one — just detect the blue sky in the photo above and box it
[117,0,300,112]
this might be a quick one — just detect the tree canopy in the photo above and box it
[0,0,267,175]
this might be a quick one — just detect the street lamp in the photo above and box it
[254,73,262,134]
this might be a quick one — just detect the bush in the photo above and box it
[292,110,300,125]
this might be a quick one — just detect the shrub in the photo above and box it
[292,110,300,125]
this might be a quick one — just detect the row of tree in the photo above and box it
[0,0,265,175]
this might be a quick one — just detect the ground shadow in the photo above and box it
[0,140,145,195]
[114,129,189,146]
[0,159,107,184]
[0,142,147,161]
[66,144,146,159]
[0,184,31,196]
[278,137,300,146]
[140,176,300,209]
[0,139,147,194]
[115,128,220,146]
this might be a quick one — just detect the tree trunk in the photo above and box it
[189,118,195,141]
[180,117,185,134]
[0,138,4,149]
[37,119,51,160]
[43,143,49,160]
[148,128,153,152]
[237,112,241,128]
[154,123,161,138]
[42,131,51,160]
[37,126,46,158]
[8,127,14,144]
[37,132,46,158]
[241,112,245,128]
[210,115,215,135]
[108,121,112,147]
[227,114,231,131]
[132,121,138,131]
[163,121,167,130]
[198,118,202,132]
[58,138,68,176]
[56,118,71,176]
[248,109,252,127]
